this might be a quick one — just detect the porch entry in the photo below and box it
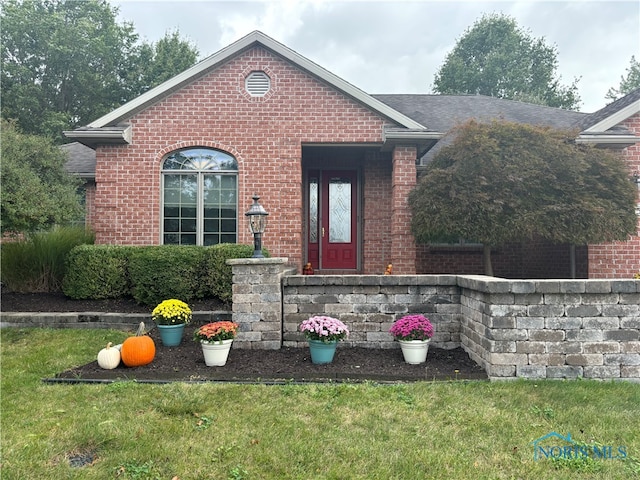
[306,169,358,270]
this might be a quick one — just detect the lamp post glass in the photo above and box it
[245,195,268,258]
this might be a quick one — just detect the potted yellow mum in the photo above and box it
[152,299,192,347]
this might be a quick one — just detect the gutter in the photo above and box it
[63,125,132,148]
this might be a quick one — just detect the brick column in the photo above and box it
[391,146,417,274]
[228,257,289,349]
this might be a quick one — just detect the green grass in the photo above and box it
[2,328,639,479]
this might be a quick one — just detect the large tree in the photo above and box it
[1,120,84,234]
[433,13,580,110]
[1,0,198,141]
[409,120,637,276]
[606,56,640,102]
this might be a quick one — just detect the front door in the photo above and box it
[306,169,358,270]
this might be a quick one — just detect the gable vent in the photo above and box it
[245,71,271,97]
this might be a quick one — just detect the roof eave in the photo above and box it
[63,125,132,148]
[582,99,640,133]
[85,31,426,131]
[575,133,639,149]
[381,128,444,153]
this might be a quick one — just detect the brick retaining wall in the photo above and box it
[5,259,638,382]
[282,274,461,349]
[458,276,640,381]
[230,259,640,382]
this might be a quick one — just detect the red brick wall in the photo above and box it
[92,46,396,269]
[587,112,640,278]
[363,151,393,274]
[391,146,417,274]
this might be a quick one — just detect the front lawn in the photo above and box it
[1,328,639,479]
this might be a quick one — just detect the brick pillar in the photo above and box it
[228,257,289,349]
[391,146,417,274]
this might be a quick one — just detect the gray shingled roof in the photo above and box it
[372,94,587,132]
[63,92,639,178]
[60,142,95,178]
[576,87,640,131]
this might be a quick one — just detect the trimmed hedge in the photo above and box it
[128,246,207,305]
[60,243,267,305]
[63,245,132,299]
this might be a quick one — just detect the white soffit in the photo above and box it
[88,31,427,131]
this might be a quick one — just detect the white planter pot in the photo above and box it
[200,339,233,366]
[398,339,430,364]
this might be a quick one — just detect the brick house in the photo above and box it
[64,31,640,278]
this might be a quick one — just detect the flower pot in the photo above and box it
[398,339,430,364]
[307,339,338,364]
[201,339,233,366]
[156,323,185,347]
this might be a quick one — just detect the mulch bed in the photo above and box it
[1,290,228,313]
[2,290,487,384]
[50,325,487,384]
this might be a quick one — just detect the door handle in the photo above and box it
[322,227,325,238]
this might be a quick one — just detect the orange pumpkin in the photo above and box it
[121,322,155,367]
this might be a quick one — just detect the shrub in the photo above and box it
[203,243,270,304]
[62,245,132,299]
[0,226,94,292]
[128,246,207,305]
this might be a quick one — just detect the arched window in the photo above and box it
[162,148,238,245]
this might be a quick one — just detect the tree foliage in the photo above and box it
[132,30,200,93]
[433,13,580,110]
[606,56,640,102]
[1,0,198,141]
[1,120,84,234]
[409,120,637,274]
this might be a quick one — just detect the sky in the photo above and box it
[110,0,640,113]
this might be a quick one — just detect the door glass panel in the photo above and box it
[309,177,318,243]
[329,177,351,243]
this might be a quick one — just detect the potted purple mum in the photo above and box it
[299,315,349,364]
[389,314,434,364]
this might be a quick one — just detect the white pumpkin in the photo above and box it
[97,342,121,369]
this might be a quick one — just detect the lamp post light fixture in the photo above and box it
[245,195,269,258]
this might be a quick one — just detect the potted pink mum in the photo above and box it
[389,314,434,364]
[299,316,349,364]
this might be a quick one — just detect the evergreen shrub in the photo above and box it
[128,246,207,305]
[63,245,132,299]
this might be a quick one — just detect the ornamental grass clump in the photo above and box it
[299,316,349,343]
[389,314,434,341]
[152,299,192,325]
[194,321,239,343]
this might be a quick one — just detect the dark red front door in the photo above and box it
[306,170,358,270]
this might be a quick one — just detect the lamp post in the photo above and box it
[245,195,269,258]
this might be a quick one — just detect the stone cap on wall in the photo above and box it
[283,274,458,287]
[457,275,640,294]
[227,257,289,266]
